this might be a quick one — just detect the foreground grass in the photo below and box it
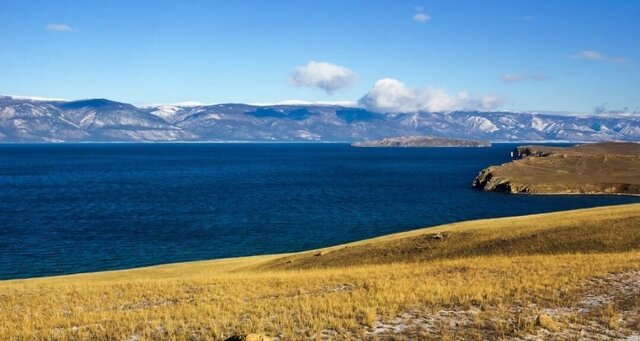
[1,204,640,340]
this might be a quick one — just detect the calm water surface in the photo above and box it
[1,143,638,279]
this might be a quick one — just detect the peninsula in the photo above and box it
[473,142,640,195]
[351,136,491,147]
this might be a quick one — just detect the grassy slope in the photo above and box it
[1,204,639,340]
[260,203,640,270]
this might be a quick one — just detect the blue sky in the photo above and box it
[1,0,638,113]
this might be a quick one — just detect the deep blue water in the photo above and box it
[0,143,638,280]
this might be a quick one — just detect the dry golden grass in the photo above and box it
[1,204,639,340]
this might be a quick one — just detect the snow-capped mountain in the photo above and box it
[0,96,638,142]
[0,97,194,142]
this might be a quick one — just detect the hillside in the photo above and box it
[473,142,640,195]
[2,96,640,142]
[1,204,639,340]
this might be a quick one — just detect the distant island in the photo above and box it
[351,136,491,147]
[473,142,640,195]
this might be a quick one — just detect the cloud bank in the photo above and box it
[358,78,501,113]
[45,23,73,32]
[291,61,357,94]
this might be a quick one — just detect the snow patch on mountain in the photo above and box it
[464,116,499,132]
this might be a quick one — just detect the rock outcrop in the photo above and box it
[473,142,640,195]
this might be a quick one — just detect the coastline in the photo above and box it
[472,142,640,196]
[3,203,639,282]
[2,203,639,340]
[482,187,640,197]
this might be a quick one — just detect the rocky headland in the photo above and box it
[473,142,640,195]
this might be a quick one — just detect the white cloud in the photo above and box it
[573,51,605,60]
[290,61,357,94]
[45,23,74,32]
[4,94,68,102]
[571,50,630,64]
[359,78,501,113]
[358,79,415,112]
[413,6,431,23]
[501,72,548,83]
[413,13,431,23]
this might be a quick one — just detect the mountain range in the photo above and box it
[1,95,639,142]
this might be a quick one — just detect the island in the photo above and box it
[351,136,491,147]
[473,142,640,195]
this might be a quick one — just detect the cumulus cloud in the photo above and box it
[358,78,501,113]
[290,61,357,94]
[413,13,431,23]
[572,50,630,64]
[45,23,74,32]
[501,72,548,83]
[413,6,431,23]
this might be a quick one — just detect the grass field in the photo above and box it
[1,204,640,340]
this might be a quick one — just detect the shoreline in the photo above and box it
[2,203,640,339]
[472,142,640,197]
[0,140,618,145]
[482,189,640,197]
[4,203,639,283]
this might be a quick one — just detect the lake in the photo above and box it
[1,143,638,279]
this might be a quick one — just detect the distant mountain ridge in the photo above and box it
[0,95,639,142]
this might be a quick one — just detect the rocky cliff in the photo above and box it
[473,142,640,195]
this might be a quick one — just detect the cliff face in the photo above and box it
[472,167,529,193]
[473,142,640,196]
[352,136,491,148]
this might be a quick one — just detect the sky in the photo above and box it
[1,0,639,113]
